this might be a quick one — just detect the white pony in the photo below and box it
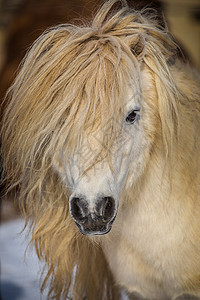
[1,0,200,299]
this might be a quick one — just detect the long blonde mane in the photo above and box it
[1,0,200,299]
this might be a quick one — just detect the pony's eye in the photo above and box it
[125,110,138,124]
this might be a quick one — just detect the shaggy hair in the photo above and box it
[1,0,200,299]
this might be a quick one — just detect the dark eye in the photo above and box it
[125,110,138,124]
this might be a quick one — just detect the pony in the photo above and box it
[1,0,200,299]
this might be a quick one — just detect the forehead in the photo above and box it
[122,85,141,112]
[53,39,142,153]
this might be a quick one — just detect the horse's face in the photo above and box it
[53,80,154,235]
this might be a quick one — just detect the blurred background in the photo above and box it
[0,0,199,299]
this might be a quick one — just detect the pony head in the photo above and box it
[1,0,178,236]
[66,83,147,235]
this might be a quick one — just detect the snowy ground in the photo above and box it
[0,218,48,300]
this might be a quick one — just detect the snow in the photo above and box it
[0,218,48,300]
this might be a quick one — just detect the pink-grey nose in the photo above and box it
[70,196,116,235]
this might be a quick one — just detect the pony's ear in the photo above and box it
[130,34,145,60]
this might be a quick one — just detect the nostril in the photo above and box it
[71,197,81,218]
[70,197,88,223]
[101,197,115,221]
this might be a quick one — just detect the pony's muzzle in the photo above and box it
[69,196,116,235]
